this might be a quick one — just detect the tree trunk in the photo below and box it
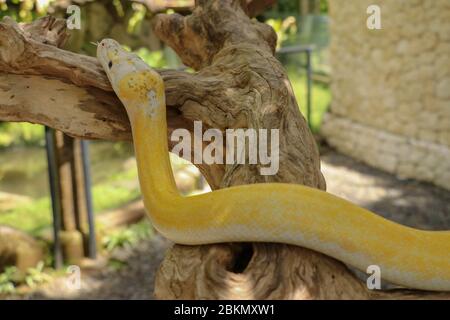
[0,5,448,299]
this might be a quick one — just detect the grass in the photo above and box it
[91,165,140,213]
[0,197,52,235]
[0,179,140,237]
[286,67,331,133]
[0,185,141,236]
[0,143,140,236]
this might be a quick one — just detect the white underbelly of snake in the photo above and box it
[97,39,449,292]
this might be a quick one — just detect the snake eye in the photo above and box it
[108,61,113,69]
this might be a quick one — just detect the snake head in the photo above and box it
[97,38,164,114]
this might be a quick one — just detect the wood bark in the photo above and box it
[0,4,448,299]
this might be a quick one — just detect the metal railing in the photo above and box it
[45,127,96,267]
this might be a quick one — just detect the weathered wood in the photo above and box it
[0,73,131,140]
[0,7,448,299]
[156,243,450,300]
[153,2,325,189]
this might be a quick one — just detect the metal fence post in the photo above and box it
[80,140,96,259]
[45,126,63,269]
[306,48,312,127]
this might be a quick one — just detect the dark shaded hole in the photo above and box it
[228,243,254,274]
[0,252,17,274]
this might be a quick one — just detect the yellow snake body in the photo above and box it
[97,39,450,292]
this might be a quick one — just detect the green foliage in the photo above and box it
[91,164,140,213]
[24,261,51,288]
[107,258,127,271]
[135,48,168,69]
[0,266,17,295]
[0,197,52,235]
[0,122,44,149]
[127,3,146,34]
[102,228,135,251]
[0,177,142,236]
[102,220,153,251]
[265,16,298,49]
[0,0,55,21]
[0,261,51,295]
[319,0,329,13]
[92,183,140,213]
[112,0,125,18]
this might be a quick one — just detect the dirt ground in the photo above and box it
[20,148,450,299]
[321,148,450,230]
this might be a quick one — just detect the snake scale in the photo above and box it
[97,39,450,292]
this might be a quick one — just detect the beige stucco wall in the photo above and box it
[322,0,450,190]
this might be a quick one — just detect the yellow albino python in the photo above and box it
[97,39,450,291]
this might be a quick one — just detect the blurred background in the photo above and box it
[0,0,448,299]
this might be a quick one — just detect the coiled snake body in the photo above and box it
[97,39,450,291]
